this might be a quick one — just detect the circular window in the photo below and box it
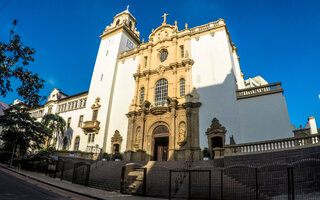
[160,49,168,62]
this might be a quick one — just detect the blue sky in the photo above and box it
[0,0,319,128]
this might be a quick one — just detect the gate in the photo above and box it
[169,170,211,200]
[120,164,146,196]
[72,162,90,186]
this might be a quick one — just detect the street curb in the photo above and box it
[0,165,104,200]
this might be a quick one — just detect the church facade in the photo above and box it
[25,8,303,161]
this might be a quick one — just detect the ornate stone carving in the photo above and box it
[206,118,226,135]
[111,130,123,143]
[111,130,123,154]
[91,97,101,109]
[148,24,177,44]
[205,118,227,159]
[156,65,165,75]
[178,121,186,146]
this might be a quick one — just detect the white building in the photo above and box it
[23,8,316,160]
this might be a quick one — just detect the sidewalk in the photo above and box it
[0,164,164,200]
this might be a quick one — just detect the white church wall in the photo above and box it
[84,32,125,151]
[106,56,139,153]
[232,51,245,89]
[191,30,240,148]
[237,93,293,143]
[56,108,86,151]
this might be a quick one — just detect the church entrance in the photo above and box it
[154,137,169,161]
[153,125,169,161]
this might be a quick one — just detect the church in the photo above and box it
[25,8,315,161]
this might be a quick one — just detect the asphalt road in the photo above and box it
[0,168,96,200]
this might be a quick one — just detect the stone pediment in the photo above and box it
[206,118,226,135]
[111,130,123,143]
[149,24,177,44]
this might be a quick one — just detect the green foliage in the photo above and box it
[202,147,210,158]
[0,105,50,155]
[0,20,45,106]
[113,152,123,160]
[32,146,55,160]
[41,113,66,147]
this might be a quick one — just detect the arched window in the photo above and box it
[116,19,120,25]
[180,78,185,97]
[155,79,168,106]
[74,136,80,151]
[62,137,68,151]
[129,21,132,29]
[139,87,145,105]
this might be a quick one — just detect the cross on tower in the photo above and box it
[161,13,169,24]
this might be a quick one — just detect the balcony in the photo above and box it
[150,103,169,115]
[236,82,283,99]
[82,120,100,134]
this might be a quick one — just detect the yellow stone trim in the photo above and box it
[119,19,233,61]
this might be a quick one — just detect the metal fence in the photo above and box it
[169,170,211,200]
[169,159,320,200]
[5,155,320,200]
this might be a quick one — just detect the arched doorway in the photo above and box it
[211,136,223,159]
[153,125,169,161]
[113,144,120,153]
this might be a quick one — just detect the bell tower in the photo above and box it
[82,7,140,153]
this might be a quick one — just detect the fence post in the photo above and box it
[60,161,65,181]
[188,170,191,200]
[290,167,294,200]
[120,166,126,194]
[221,169,223,200]
[85,164,90,186]
[169,170,172,200]
[143,168,146,196]
[255,168,259,200]
[287,167,293,200]
[209,170,212,200]
[53,160,58,179]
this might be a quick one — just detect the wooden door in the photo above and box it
[157,146,163,161]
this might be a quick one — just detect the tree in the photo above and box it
[0,20,45,106]
[41,114,66,148]
[0,105,50,163]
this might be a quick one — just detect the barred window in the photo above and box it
[180,78,185,97]
[78,115,83,127]
[155,79,168,106]
[180,45,184,58]
[140,87,145,105]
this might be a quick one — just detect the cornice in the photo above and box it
[100,23,140,45]
[133,59,194,79]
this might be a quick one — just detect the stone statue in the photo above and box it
[134,127,141,149]
[178,122,186,146]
